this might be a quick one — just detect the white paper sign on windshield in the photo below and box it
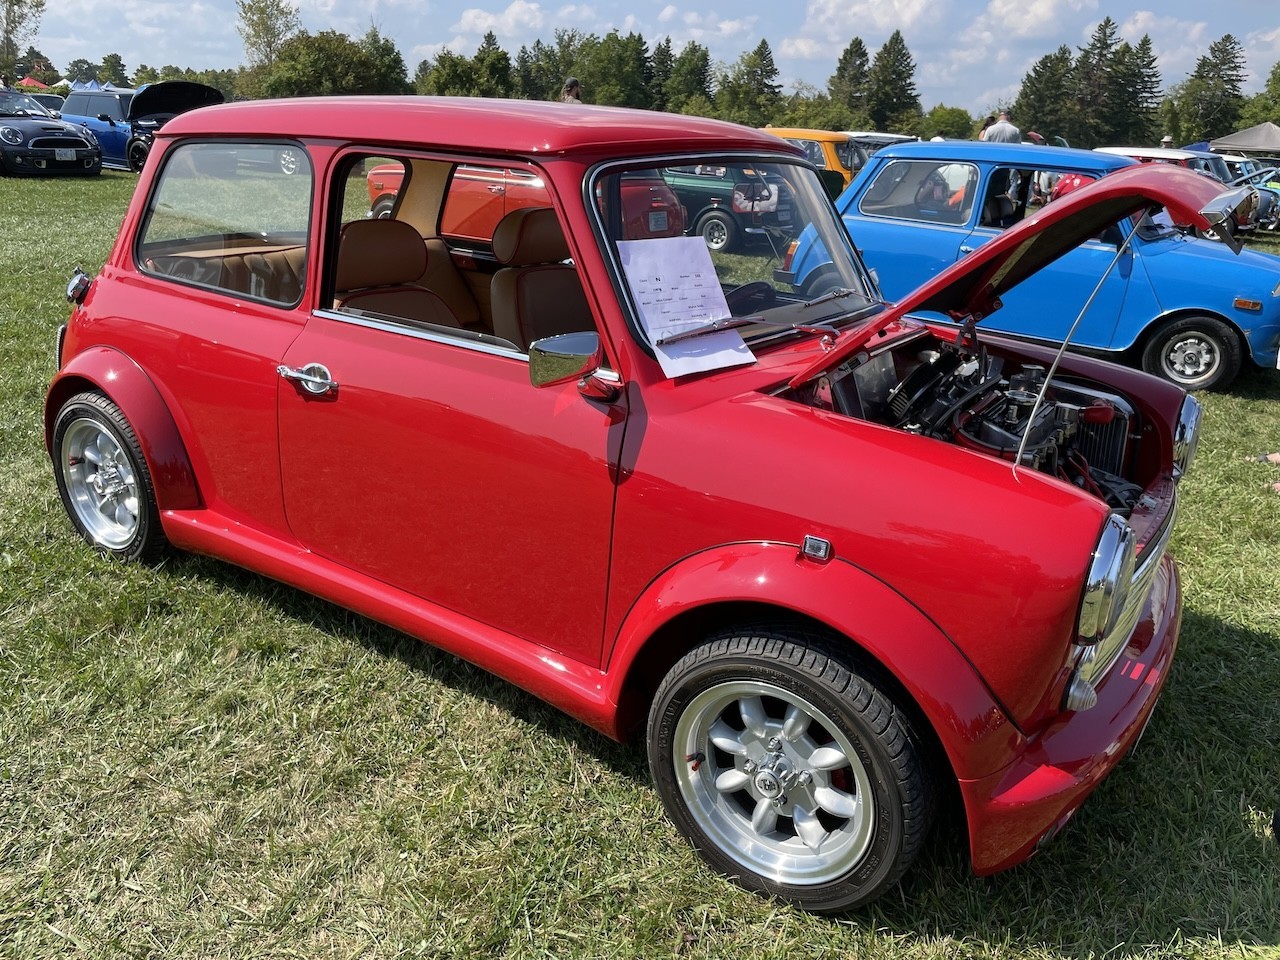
[617,237,756,378]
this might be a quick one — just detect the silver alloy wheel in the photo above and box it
[59,416,142,550]
[672,679,876,885]
[1161,332,1219,384]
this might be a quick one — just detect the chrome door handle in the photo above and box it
[277,362,337,395]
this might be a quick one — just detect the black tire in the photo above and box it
[370,197,396,219]
[1140,315,1242,391]
[697,210,739,252]
[52,392,168,561]
[127,139,150,174]
[647,626,934,912]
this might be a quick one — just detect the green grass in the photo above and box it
[1,172,1278,959]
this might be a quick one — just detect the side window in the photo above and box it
[137,141,312,306]
[63,94,87,115]
[858,159,977,225]
[328,151,593,354]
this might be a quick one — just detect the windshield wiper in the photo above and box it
[655,314,844,346]
[802,287,861,309]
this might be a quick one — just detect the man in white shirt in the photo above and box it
[984,110,1020,143]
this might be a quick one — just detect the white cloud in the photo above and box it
[455,1,546,36]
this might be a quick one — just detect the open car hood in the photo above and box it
[127,81,224,123]
[791,163,1238,388]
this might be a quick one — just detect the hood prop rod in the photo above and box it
[1012,210,1147,477]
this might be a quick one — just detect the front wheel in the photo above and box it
[52,392,168,561]
[647,627,933,912]
[697,210,739,252]
[1140,315,1242,391]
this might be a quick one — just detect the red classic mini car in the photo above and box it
[48,97,1228,911]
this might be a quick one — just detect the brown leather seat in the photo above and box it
[490,208,594,351]
[334,219,461,328]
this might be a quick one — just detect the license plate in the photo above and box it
[55,149,75,161]
[648,211,668,232]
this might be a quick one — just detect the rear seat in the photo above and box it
[145,245,307,304]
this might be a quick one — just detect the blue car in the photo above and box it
[58,87,136,170]
[781,141,1280,389]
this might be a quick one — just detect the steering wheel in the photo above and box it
[724,281,777,316]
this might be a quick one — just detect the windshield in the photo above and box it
[593,158,879,359]
[0,92,52,117]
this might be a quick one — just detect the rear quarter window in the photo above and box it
[136,141,313,306]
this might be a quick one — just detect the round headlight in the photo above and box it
[78,125,97,146]
[1077,514,1136,644]
[0,126,24,145]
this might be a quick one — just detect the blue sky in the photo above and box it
[36,0,1280,114]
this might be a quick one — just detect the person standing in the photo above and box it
[559,77,582,103]
[984,110,1020,143]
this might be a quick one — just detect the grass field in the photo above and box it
[1,171,1278,960]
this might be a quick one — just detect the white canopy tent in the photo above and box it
[1210,122,1280,154]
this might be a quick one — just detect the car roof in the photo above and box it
[161,96,805,161]
[870,140,1135,172]
[1095,145,1197,161]
[763,127,851,142]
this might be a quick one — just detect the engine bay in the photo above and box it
[789,331,1147,514]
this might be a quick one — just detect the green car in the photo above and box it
[662,163,795,252]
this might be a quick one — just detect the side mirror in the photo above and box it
[528,331,619,401]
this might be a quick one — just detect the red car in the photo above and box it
[367,160,685,241]
[48,96,1228,911]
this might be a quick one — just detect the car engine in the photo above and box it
[792,333,1146,515]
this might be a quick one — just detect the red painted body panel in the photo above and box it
[277,320,621,664]
[45,343,201,510]
[962,556,1179,873]
[47,97,1192,883]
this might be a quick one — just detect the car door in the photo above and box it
[953,166,1131,349]
[81,93,131,167]
[845,158,979,297]
[277,157,620,665]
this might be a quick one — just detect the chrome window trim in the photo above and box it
[313,307,528,361]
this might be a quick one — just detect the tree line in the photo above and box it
[7,0,1277,149]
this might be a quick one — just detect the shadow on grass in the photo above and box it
[177,553,650,781]
[168,557,1278,955]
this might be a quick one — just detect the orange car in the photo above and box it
[761,127,865,190]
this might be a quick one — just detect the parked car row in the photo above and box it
[1094,145,1276,234]
[781,140,1280,390]
[50,96,1240,912]
[52,82,225,172]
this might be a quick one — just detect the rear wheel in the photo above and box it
[1140,315,1242,391]
[52,392,167,561]
[647,627,933,912]
[697,210,739,252]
